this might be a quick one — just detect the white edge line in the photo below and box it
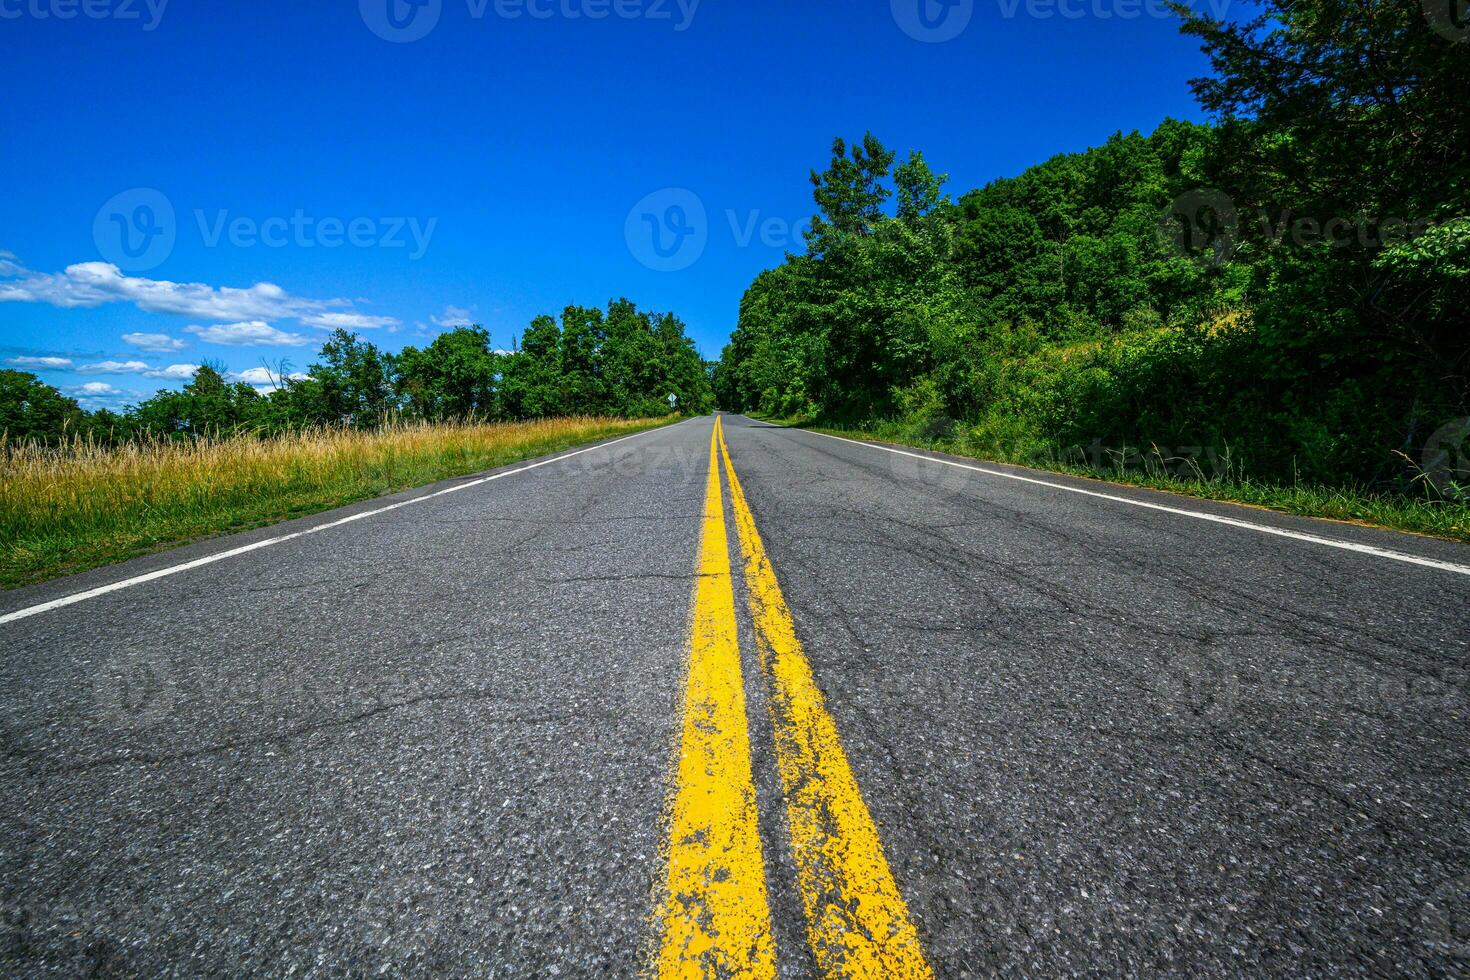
[765,421,1470,579]
[0,420,693,627]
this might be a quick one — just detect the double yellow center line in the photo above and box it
[654,417,933,978]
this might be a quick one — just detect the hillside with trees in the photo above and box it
[714,0,1470,492]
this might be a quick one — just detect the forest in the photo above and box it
[1,299,713,444]
[713,0,1469,493]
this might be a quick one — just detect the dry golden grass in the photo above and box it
[0,416,666,589]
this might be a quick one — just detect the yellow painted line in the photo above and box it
[717,419,935,979]
[654,419,777,978]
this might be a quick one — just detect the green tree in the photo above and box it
[307,330,396,426]
[500,314,564,418]
[0,370,87,444]
[806,132,897,255]
[894,150,949,224]
[397,326,500,420]
[559,304,606,414]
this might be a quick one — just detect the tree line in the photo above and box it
[2,299,713,444]
[714,0,1469,489]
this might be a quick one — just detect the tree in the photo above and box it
[559,304,606,414]
[1174,0,1470,457]
[806,132,897,255]
[500,315,563,418]
[308,329,396,426]
[131,363,261,437]
[0,371,87,444]
[397,326,500,420]
[894,150,949,224]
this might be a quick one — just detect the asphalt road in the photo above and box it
[2,414,1468,977]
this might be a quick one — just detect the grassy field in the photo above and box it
[784,419,1470,545]
[0,416,669,590]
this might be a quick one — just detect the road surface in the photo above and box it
[2,415,1467,976]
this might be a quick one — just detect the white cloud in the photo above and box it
[300,311,399,330]
[78,360,151,374]
[0,256,392,330]
[64,381,140,410]
[73,360,199,380]
[6,355,73,369]
[0,261,305,320]
[184,321,311,347]
[431,305,476,328]
[149,364,200,380]
[121,332,188,352]
[230,366,309,387]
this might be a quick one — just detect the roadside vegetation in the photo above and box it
[0,416,668,590]
[715,1,1469,529]
[1,296,713,588]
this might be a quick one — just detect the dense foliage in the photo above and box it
[714,0,1470,489]
[2,300,712,444]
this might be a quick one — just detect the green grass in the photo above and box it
[768,417,1470,545]
[0,416,672,590]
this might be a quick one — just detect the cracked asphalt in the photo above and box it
[2,414,1468,976]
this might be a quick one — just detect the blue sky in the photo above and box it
[0,0,1218,409]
